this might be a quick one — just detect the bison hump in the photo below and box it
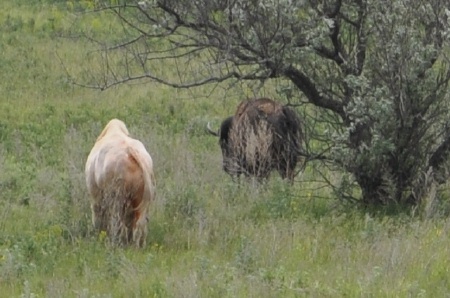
[235,98,282,119]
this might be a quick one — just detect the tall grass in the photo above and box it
[1,2,450,297]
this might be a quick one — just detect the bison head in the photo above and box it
[207,116,240,175]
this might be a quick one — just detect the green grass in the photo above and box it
[1,2,450,297]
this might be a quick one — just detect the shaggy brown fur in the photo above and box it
[208,98,303,181]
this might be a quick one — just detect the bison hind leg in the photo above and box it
[106,204,134,247]
[132,216,148,248]
[92,201,110,233]
[115,197,135,246]
[98,185,131,247]
[277,158,297,182]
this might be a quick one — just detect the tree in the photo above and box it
[77,0,450,206]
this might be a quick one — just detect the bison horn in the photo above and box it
[206,122,219,136]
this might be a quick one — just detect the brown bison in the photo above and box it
[207,98,303,181]
[85,119,156,247]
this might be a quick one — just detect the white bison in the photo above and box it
[85,119,155,247]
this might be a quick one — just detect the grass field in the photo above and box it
[1,2,450,297]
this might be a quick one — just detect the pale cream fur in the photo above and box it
[85,119,155,247]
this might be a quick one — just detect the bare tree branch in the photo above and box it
[283,65,345,118]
